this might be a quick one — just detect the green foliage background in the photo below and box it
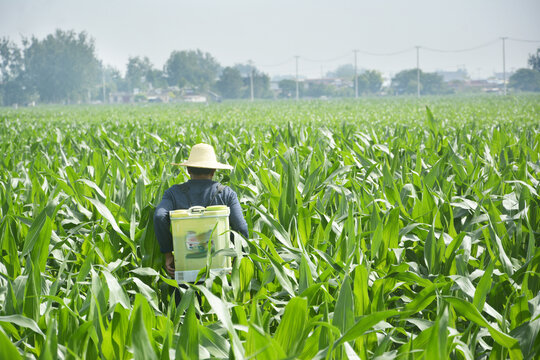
[0,95,539,359]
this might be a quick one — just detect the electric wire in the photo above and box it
[301,52,352,63]
[421,39,500,53]
[253,38,537,71]
[507,37,540,43]
[256,58,295,68]
[355,48,415,56]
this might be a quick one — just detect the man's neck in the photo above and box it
[189,175,214,180]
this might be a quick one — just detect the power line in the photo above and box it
[502,37,507,95]
[295,56,299,101]
[255,38,536,70]
[421,39,499,53]
[507,37,540,43]
[256,58,295,68]
[416,46,420,98]
[354,48,415,56]
[301,52,352,63]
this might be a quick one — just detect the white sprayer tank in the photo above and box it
[169,205,231,283]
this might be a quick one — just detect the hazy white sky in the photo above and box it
[1,0,539,79]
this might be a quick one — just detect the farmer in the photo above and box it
[153,143,249,277]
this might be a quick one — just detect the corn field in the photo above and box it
[0,96,539,359]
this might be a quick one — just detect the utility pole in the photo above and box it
[416,46,420,98]
[295,56,300,101]
[249,61,254,102]
[354,49,358,98]
[501,37,507,95]
[102,69,106,104]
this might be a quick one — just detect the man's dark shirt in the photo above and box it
[153,179,248,253]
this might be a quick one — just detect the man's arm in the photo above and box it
[227,189,249,239]
[154,189,176,276]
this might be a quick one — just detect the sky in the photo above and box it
[1,0,540,80]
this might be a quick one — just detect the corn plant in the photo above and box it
[0,95,539,359]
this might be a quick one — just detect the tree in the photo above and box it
[0,37,31,105]
[509,68,540,92]
[391,69,451,95]
[355,70,383,95]
[243,70,272,99]
[327,64,355,79]
[124,56,166,92]
[146,68,167,89]
[278,79,303,98]
[125,56,153,92]
[216,67,244,98]
[164,49,220,90]
[363,70,383,94]
[23,29,100,103]
[306,82,335,98]
[233,63,254,77]
[528,48,540,71]
[231,63,272,99]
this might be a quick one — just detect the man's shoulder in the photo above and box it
[165,182,189,195]
[216,183,235,193]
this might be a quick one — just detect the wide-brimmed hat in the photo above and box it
[172,143,233,170]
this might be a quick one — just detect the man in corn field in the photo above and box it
[153,143,249,278]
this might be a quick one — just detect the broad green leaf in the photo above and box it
[132,277,160,312]
[246,323,286,360]
[194,285,244,359]
[199,326,230,359]
[335,309,400,345]
[473,261,494,310]
[131,299,157,360]
[274,297,308,356]
[332,275,354,334]
[0,315,45,337]
[0,327,22,360]
[426,306,449,360]
[86,196,135,252]
[103,269,130,309]
[353,265,370,316]
[444,296,523,360]
[177,301,199,360]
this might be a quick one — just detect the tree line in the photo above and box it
[1,29,539,106]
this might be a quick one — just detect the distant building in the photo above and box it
[270,81,280,92]
[109,92,134,104]
[183,95,207,103]
[304,78,351,89]
[146,89,170,103]
[493,71,515,81]
[465,79,502,93]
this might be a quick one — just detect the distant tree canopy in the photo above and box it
[215,66,272,99]
[278,79,303,98]
[124,56,167,92]
[0,37,27,106]
[243,70,272,99]
[528,48,540,72]
[509,68,540,92]
[24,29,100,103]
[233,63,254,77]
[356,70,383,95]
[164,50,220,90]
[216,67,243,99]
[326,64,356,79]
[125,56,152,92]
[304,82,335,98]
[391,69,451,95]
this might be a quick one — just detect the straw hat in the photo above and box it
[173,143,233,170]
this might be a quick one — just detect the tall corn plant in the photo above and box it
[0,96,539,359]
